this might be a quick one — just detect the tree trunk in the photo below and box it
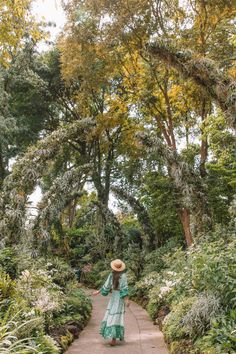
[68,198,77,228]
[179,208,193,247]
[0,146,5,187]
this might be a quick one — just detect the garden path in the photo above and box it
[65,290,169,354]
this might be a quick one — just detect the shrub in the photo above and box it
[0,248,17,278]
[64,289,92,321]
[162,297,196,342]
[16,268,64,314]
[182,293,222,338]
[161,248,187,274]
[146,268,188,321]
[188,238,236,309]
[52,289,92,349]
[123,244,145,280]
[0,301,45,339]
[60,330,73,351]
[194,310,236,354]
[134,272,160,303]
[170,339,193,354]
[46,258,76,288]
[0,268,16,300]
[0,307,46,353]
[0,250,92,353]
[35,334,59,353]
[143,239,180,275]
[79,259,112,288]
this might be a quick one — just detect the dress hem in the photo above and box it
[100,321,125,340]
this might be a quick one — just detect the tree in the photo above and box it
[57,0,235,245]
[148,41,236,129]
[1,0,234,251]
[0,0,43,66]
[0,1,45,186]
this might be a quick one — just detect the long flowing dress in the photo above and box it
[99,272,129,341]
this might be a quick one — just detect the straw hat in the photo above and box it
[110,259,126,272]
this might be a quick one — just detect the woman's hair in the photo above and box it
[112,271,121,290]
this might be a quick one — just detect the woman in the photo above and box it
[93,259,129,346]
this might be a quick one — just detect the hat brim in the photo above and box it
[110,259,126,272]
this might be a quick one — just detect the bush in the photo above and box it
[15,268,64,314]
[60,330,74,351]
[79,259,112,288]
[143,239,180,275]
[194,310,236,354]
[35,335,59,353]
[134,272,160,304]
[0,251,92,353]
[52,289,92,350]
[162,297,196,342]
[0,247,18,278]
[182,293,222,338]
[0,268,16,300]
[123,244,145,280]
[169,339,193,354]
[0,301,52,354]
[146,268,188,321]
[64,289,92,322]
[188,238,236,309]
[131,227,236,353]
[46,258,77,288]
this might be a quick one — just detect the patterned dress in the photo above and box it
[99,272,129,340]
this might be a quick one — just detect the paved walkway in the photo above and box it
[65,291,169,354]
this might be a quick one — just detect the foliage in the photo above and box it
[143,239,182,274]
[0,248,92,353]
[194,310,236,354]
[0,0,44,67]
[132,226,236,352]
[0,268,16,300]
[182,293,222,338]
[133,272,160,307]
[0,300,58,353]
[51,289,92,351]
[123,244,145,280]
[163,297,196,342]
[0,248,18,278]
[35,335,59,354]
[46,258,77,289]
[58,289,92,325]
[188,237,236,309]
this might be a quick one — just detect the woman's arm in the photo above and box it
[93,273,112,296]
[92,289,100,296]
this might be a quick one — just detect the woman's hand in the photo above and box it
[92,290,100,296]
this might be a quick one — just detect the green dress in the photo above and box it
[99,272,129,340]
